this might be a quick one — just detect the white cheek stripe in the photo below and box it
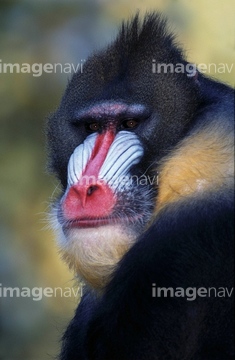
[68,133,96,186]
[67,131,144,191]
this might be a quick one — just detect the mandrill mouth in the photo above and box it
[63,217,116,229]
[62,213,146,230]
[58,204,148,230]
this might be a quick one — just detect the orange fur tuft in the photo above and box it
[155,123,234,213]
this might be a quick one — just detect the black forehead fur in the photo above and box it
[113,12,181,63]
[59,12,196,113]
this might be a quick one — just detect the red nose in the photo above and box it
[62,180,115,220]
[63,130,116,221]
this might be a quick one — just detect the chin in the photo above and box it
[55,218,137,289]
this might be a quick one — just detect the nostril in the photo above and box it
[87,185,99,196]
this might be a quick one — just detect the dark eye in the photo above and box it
[121,118,139,129]
[86,122,101,133]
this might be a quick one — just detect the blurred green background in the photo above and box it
[0,0,234,359]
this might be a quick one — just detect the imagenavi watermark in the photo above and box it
[69,174,159,188]
[152,60,234,77]
[0,283,83,301]
[0,59,86,77]
[152,284,234,301]
[1,59,233,77]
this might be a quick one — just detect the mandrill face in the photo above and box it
[51,110,155,289]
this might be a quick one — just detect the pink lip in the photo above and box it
[63,217,116,229]
[62,213,144,229]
